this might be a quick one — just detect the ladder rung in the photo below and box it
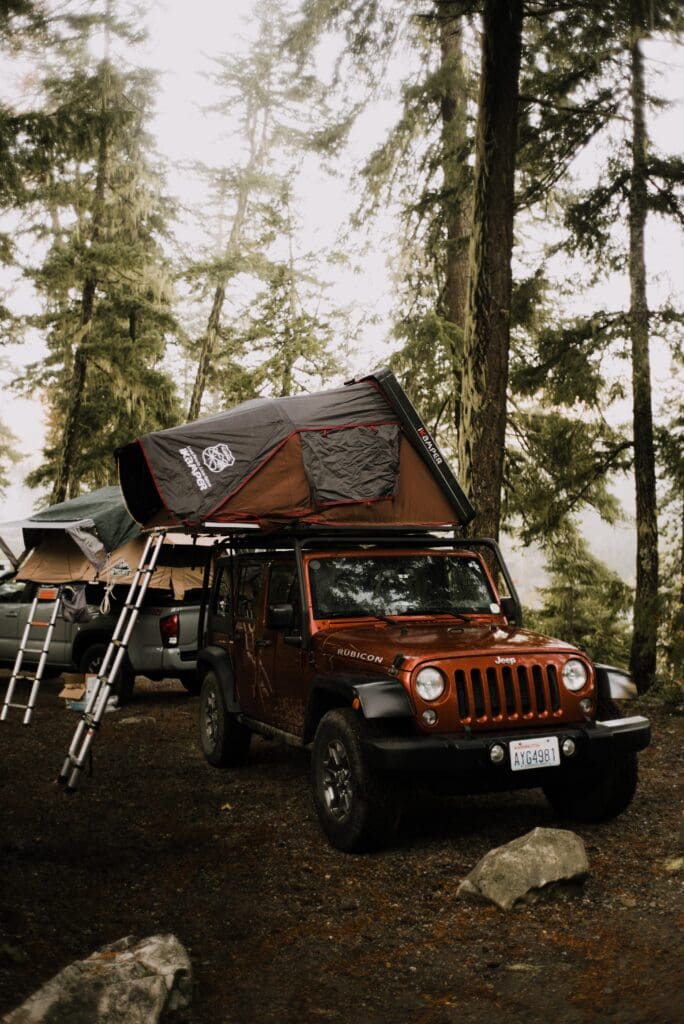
[14,674,36,681]
[29,621,50,628]
[6,702,30,710]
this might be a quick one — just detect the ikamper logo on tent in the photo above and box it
[179,446,211,491]
[178,443,235,494]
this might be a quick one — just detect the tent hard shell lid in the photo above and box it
[116,368,476,532]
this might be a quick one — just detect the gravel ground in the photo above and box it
[1,675,683,1024]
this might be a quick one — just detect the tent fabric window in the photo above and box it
[299,424,400,507]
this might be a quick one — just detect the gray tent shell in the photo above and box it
[116,368,475,532]
[21,487,140,571]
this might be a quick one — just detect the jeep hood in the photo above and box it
[315,621,580,673]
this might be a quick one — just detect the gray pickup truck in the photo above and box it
[0,577,201,702]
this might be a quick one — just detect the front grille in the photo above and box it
[454,661,562,724]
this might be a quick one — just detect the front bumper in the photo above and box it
[365,715,651,785]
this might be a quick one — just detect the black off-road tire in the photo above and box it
[311,708,397,853]
[199,670,251,768]
[78,642,135,705]
[543,695,638,822]
[178,672,202,696]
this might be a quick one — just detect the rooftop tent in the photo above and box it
[16,487,208,595]
[20,486,140,571]
[116,368,476,532]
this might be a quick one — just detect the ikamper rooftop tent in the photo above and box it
[116,369,475,532]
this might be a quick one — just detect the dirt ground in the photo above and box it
[1,675,683,1024]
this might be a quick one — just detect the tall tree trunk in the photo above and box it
[457,0,523,540]
[437,1,470,433]
[51,63,109,504]
[628,9,659,692]
[188,279,227,420]
[280,218,298,398]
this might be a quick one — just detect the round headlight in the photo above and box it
[415,667,446,702]
[562,658,588,692]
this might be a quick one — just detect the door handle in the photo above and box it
[255,638,272,649]
[7,611,18,618]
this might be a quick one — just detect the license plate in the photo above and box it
[509,736,560,771]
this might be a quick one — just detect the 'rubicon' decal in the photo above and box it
[337,647,384,665]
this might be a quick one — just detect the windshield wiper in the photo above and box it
[337,607,398,625]
[406,606,470,623]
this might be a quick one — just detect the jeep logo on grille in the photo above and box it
[494,656,517,665]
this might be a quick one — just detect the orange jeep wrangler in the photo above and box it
[197,532,650,852]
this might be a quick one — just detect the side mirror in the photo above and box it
[500,596,521,626]
[268,603,295,630]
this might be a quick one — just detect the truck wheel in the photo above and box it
[78,643,135,705]
[199,670,250,767]
[311,708,397,853]
[542,696,638,822]
[178,672,202,696]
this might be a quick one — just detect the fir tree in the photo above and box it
[521,0,684,688]
[184,0,342,417]
[231,189,342,398]
[526,524,633,668]
[9,1,181,499]
[457,0,523,540]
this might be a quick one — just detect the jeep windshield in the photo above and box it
[307,553,497,619]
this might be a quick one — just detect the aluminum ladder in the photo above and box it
[1,585,64,725]
[57,531,166,791]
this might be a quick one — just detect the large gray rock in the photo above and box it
[457,827,589,911]
[3,934,192,1024]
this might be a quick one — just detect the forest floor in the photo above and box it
[1,674,683,1024]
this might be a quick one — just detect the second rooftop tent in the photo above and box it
[16,486,208,599]
[115,367,475,534]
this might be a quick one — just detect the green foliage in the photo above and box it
[525,524,633,667]
[0,417,21,495]
[184,0,348,415]
[237,261,342,399]
[655,386,684,684]
[505,408,629,546]
[8,1,182,496]
[389,309,461,451]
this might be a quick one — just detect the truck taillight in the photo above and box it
[160,613,179,647]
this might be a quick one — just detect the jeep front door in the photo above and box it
[256,560,309,735]
[232,560,271,719]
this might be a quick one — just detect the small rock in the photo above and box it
[457,827,589,911]
[663,856,684,874]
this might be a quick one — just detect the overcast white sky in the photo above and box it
[1,0,682,592]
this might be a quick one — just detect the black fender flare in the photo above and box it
[305,673,414,742]
[197,645,240,713]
